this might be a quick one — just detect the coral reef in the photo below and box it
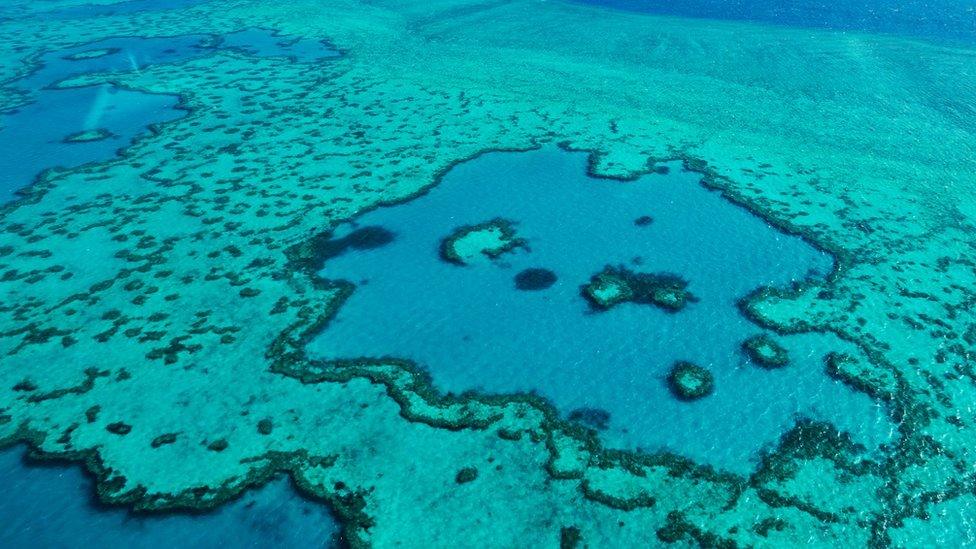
[667,361,714,401]
[62,128,114,143]
[455,466,478,484]
[742,334,790,368]
[439,218,526,265]
[581,265,696,312]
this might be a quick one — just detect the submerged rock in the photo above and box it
[287,225,395,269]
[634,215,654,227]
[667,361,714,401]
[581,265,696,312]
[455,466,478,484]
[568,407,611,430]
[345,226,396,251]
[514,268,557,290]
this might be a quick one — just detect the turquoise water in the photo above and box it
[0,446,340,548]
[1,0,969,544]
[307,147,892,471]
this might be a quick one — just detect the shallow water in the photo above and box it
[307,147,893,471]
[1,0,970,544]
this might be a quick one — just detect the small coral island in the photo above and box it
[667,361,714,401]
[581,265,696,312]
[742,334,790,369]
[439,217,526,265]
[62,47,121,61]
[62,128,114,143]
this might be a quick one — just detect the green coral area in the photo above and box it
[581,265,696,312]
[0,0,974,545]
[742,334,790,369]
[439,217,525,265]
[667,361,714,401]
[63,128,114,143]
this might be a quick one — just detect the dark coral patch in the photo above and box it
[634,215,654,227]
[455,466,478,484]
[151,433,178,448]
[568,407,611,430]
[105,422,132,435]
[344,226,396,251]
[560,526,583,549]
[287,226,395,270]
[207,439,229,452]
[514,268,557,291]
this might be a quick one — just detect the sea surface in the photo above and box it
[0,0,971,546]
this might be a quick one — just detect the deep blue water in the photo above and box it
[575,0,976,43]
[19,34,214,90]
[0,446,339,548]
[0,30,337,203]
[307,147,893,472]
[0,84,182,203]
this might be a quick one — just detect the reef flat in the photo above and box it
[742,334,790,369]
[667,361,715,401]
[439,218,525,265]
[0,0,974,547]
